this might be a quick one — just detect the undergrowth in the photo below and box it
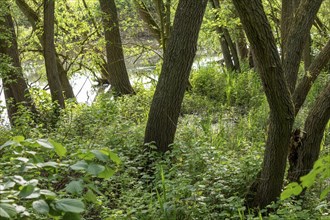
[0,66,329,219]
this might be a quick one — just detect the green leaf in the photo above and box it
[18,184,35,198]
[40,190,56,199]
[62,212,81,220]
[0,141,16,150]
[0,203,17,218]
[13,136,25,142]
[281,182,303,200]
[300,172,317,188]
[109,152,121,165]
[320,186,330,200]
[66,180,83,195]
[54,199,85,213]
[87,164,105,176]
[70,161,88,171]
[84,190,97,203]
[36,139,54,149]
[98,166,115,179]
[49,139,67,157]
[91,150,109,162]
[32,200,49,214]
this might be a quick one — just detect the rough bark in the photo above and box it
[288,82,330,182]
[43,0,65,108]
[303,34,312,71]
[15,0,75,99]
[282,0,323,93]
[99,0,135,95]
[0,8,36,125]
[144,0,208,152]
[293,39,330,115]
[233,0,295,208]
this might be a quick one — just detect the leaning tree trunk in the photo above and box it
[144,0,208,152]
[15,0,75,100]
[236,27,249,62]
[0,9,36,125]
[43,0,65,108]
[233,0,295,208]
[99,0,135,95]
[288,82,330,182]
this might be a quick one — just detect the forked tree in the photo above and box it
[232,0,329,208]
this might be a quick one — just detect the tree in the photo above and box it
[209,0,240,72]
[43,0,65,108]
[0,3,36,126]
[99,0,135,95]
[232,0,327,208]
[133,0,171,52]
[144,0,208,152]
[15,0,75,100]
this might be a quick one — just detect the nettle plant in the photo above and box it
[0,136,120,219]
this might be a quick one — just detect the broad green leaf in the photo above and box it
[13,136,25,142]
[40,190,56,199]
[109,152,121,165]
[91,150,109,162]
[84,190,97,203]
[98,166,115,179]
[281,182,303,200]
[37,162,59,168]
[87,164,105,176]
[49,139,67,157]
[62,212,81,220]
[36,139,54,149]
[18,185,35,198]
[33,200,49,214]
[66,180,83,195]
[70,161,88,171]
[12,176,26,185]
[0,203,17,218]
[55,199,85,213]
[300,172,317,188]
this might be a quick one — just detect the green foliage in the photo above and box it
[0,136,120,219]
[281,154,330,200]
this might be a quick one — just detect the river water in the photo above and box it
[0,56,221,125]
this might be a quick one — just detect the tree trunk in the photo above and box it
[303,33,312,71]
[293,39,330,115]
[43,0,65,108]
[144,0,208,152]
[282,0,323,93]
[15,0,75,100]
[99,0,135,95]
[218,28,235,71]
[0,9,36,125]
[233,0,295,208]
[288,82,330,182]
[236,28,249,62]
[223,28,240,72]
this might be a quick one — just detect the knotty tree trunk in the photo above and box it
[144,0,208,152]
[233,0,325,208]
[0,7,36,125]
[288,82,330,182]
[43,0,65,108]
[99,0,135,95]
